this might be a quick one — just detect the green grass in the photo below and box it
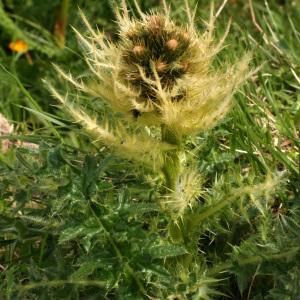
[1,0,300,299]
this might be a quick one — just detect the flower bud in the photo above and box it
[155,60,167,73]
[133,45,145,56]
[166,39,178,51]
[147,16,164,34]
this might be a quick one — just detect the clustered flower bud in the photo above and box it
[119,14,192,110]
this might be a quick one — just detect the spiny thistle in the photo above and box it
[50,1,251,217]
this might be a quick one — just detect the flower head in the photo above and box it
[0,113,14,135]
[118,14,191,105]
[0,113,38,153]
[51,1,251,216]
[9,40,28,53]
[62,1,250,139]
[50,0,250,219]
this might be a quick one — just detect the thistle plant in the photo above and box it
[50,0,250,220]
[4,1,300,298]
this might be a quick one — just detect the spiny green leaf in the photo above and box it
[59,225,85,244]
[147,243,187,259]
[70,260,109,280]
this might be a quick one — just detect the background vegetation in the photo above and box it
[1,0,300,299]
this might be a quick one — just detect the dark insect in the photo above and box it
[131,109,141,118]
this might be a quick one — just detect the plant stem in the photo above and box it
[189,179,276,228]
[161,125,185,243]
[208,246,300,276]
[18,280,106,292]
[54,0,70,48]
[161,125,181,192]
